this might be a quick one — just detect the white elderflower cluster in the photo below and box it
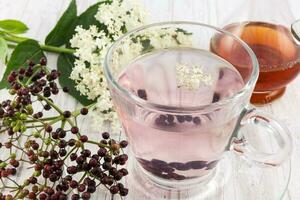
[176,63,212,90]
[70,0,146,133]
[146,28,192,49]
[95,0,147,39]
[70,0,193,133]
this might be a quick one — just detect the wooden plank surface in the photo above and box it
[0,0,299,199]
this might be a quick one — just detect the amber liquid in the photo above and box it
[211,22,300,104]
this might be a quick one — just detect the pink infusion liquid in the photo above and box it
[116,48,244,181]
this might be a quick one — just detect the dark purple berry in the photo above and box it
[70,153,77,161]
[176,115,185,123]
[71,194,80,200]
[19,68,26,74]
[67,166,77,174]
[77,184,86,192]
[104,155,112,162]
[102,162,111,170]
[69,180,78,189]
[212,92,220,103]
[89,159,98,167]
[28,61,35,67]
[71,127,79,134]
[76,156,85,165]
[120,140,128,148]
[193,117,201,125]
[63,111,71,118]
[119,168,128,176]
[45,125,53,133]
[82,192,91,200]
[44,104,51,110]
[97,148,107,157]
[102,132,110,139]
[137,89,147,100]
[120,188,128,196]
[166,114,174,123]
[81,149,91,157]
[68,139,76,146]
[59,148,67,157]
[40,57,47,66]
[80,135,88,143]
[59,130,66,138]
[206,160,218,170]
[49,174,58,182]
[186,160,207,169]
[184,115,193,122]
[169,162,190,171]
[80,108,88,115]
[219,69,224,79]
[110,186,119,194]
[62,86,69,93]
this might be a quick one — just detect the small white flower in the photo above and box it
[176,63,212,90]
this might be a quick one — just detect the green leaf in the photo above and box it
[66,2,107,48]
[57,53,96,106]
[0,37,8,63]
[0,19,28,34]
[0,39,44,89]
[76,2,104,29]
[45,0,77,46]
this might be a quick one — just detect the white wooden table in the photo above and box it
[0,0,300,199]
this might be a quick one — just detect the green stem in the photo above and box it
[26,125,44,128]
[0,128,9,134]
[25,65,42,86]
[38,94,77,134]
[62,146,77,162]
[86,140,108,148]
[4,34,75,54]
[37,94,64,115]
[72,102,97,117]
[40,44,75,54]
[26,116,61,123]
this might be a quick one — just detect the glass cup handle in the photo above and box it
[231,107,293,166]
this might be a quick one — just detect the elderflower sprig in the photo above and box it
[70,0,193,133]
[70,0,146,133]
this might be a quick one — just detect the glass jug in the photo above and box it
[212,0,300,104]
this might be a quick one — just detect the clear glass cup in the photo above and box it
[104,22,292,189]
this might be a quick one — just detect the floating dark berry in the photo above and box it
[137,89,147,100]
[219,69,224,80]
[193,117,201,125]
[184,115,193,122]
[186,160,207,169]
[176,115,185,123]
[212,92,220,103]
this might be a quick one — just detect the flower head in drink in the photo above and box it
[176,63,212,90]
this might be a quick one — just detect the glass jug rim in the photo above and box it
[104,21,259,113]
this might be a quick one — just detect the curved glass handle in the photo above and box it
[231,107,292,166]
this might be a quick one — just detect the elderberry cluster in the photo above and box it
[0,58,129,200]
